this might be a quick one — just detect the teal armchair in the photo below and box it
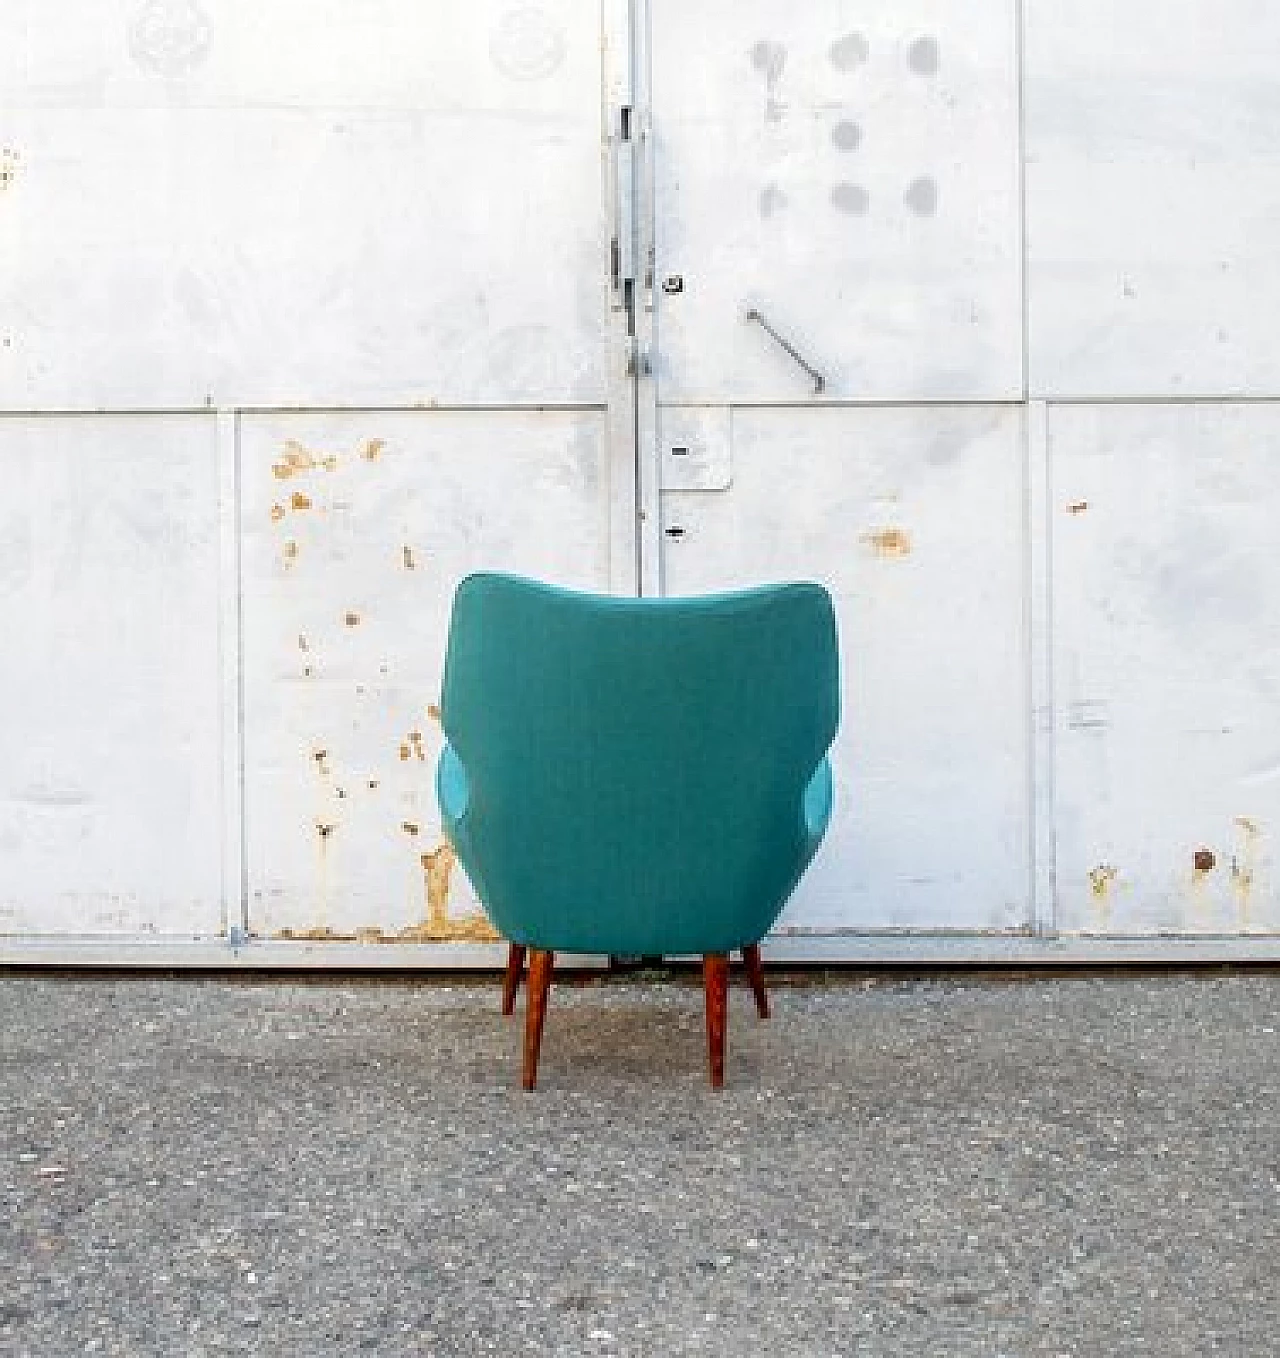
[436,572,840,1088]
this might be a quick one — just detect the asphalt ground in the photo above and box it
[2,969,1279,1356]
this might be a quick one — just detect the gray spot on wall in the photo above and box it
[830,182,870,216]
[128,0,213,77]
[829,32,869,71]
[759,186,787,218]
[489,7,568,81]
[904,176,938,216]
[751,40,787,85]
[831,121,862,152]
[908,35,940,76]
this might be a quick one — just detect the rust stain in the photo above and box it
[275,926,355,941]
[0,149,18,191]
[424,844,454,925]
[1089,864,1117,929]
[272,439,316,480]
[1067,501,1089,515]
[344,611,361,627]
[1232,817,1262,930]
[320,455,339,472]
[368,779,379,790]
[290,491,312,512]
[1089,864,1117,899]
[270,503,286,523]
[402,545,416,570]
[408,730,425,761]
[362,438,386,462]
[312,748,330,776]
[282,540,299,566]
[427,703,442,725]
[398,743,412,761]
[1193,848,1216,873]
[861,528,912,558]
[396,913,500,943]
[317,822,334,840]
[402,821,420,836]
[390,841,500,943]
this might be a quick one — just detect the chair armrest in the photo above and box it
[800,757,834,858]
[436,742,471,825]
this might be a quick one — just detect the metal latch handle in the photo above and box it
[744,307,825,394]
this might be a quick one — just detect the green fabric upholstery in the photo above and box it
[437,573,840,957]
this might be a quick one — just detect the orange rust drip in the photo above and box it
[861,527,912,558]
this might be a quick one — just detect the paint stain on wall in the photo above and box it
[759,186,787,218]
[829,32,869,71]
[907,35,940,76]
[831,183,871,216]
[831,121,862,152]
[861,528,912,558]
[904,176,938,217]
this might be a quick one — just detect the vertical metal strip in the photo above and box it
[1016,0,1031,401]
[631,0,662,597]
[602,0,639,595]
[1027,398,1056,934]
[215,407,247,943]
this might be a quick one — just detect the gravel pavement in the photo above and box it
[2,969,1279,1356]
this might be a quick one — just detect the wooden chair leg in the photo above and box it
[501,942,526,1016]
[703,953,729,1090]
[522,949,554,1091]
[742,942,769,1019]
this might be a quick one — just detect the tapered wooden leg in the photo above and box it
[742,943,769,1019]
[522,949,554,1091]
[501,942,526,1016]
[703,953,729,1090]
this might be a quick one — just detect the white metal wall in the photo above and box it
[2,0,1279,963]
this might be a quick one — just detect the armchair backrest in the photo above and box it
[439,573,840,954]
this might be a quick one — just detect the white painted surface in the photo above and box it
[0,415,223,935]
[1052,403,1280,934]
[662,405,1030,932]
[649,0,1023,402]
[240,409,611,942]
[1025,0,1280,398]
[0,0,606,409]
[3,1,1280,961]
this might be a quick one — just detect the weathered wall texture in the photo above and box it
[1,1,1278,955]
